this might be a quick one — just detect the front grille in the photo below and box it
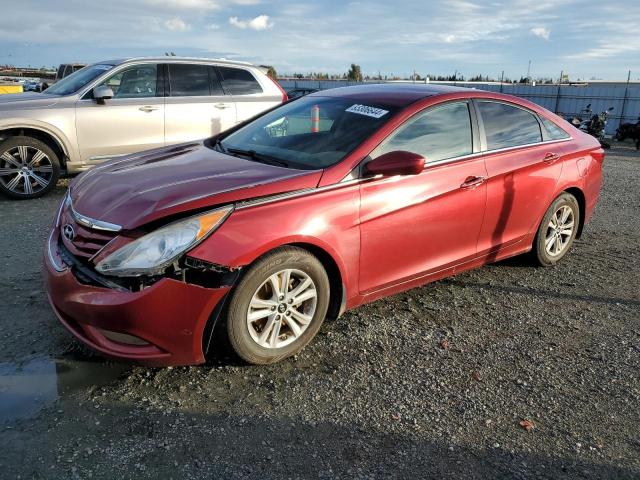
[59,208,117,261]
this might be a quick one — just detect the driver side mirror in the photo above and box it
[93,86,114,104]
[365,151,425,177]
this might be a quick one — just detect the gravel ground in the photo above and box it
[0,145,639,479]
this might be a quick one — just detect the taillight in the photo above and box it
[267,76,288,102]
[591,148,605,165]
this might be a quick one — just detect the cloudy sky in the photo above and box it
[1,0,638,80]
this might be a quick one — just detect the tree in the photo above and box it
[347,63,363,82]
[260,65,277,79]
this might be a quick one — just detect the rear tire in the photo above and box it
[532,193,580,267]
[0,136,60,199]
[226,247,330,365]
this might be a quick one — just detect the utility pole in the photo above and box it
[620,69,632,128]
[526,60,531,83]
[500,70,504,93]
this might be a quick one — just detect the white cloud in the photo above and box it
[146,0,220,9]
[229,14,273,30]
[530,26,550,40]
[206,23,220,30]
[233,0,261,4]
[164,17,190,31]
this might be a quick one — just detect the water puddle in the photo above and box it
[0,356,130,423]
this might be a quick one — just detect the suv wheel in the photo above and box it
[226,247,330,364]
[0,136,60,199]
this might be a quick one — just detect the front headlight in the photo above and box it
[95,206,233,277]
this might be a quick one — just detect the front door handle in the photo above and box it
[543,152,560,163]
[215,103,231,110]
[139,105,159,112]
[460,176,486,189]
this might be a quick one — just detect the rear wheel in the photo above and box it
[226,247,330,364]
[533,193,580,266]
[0,136,60,199]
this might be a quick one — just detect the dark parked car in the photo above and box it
[45,84,603,366]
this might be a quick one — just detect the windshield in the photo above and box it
[43,64,115,96]
[214,96,398,169]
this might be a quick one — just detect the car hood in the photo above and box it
[0,92,60,109]
[70,142,322,230]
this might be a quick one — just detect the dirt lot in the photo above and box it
[0,145,639,479]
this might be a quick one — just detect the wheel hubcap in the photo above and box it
[246,268,317,349]
[545,205,575,257]
[0,145,53,195]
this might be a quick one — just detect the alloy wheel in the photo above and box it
[246,268,318,349]
[0,145,54,196]
[544,205,575,257]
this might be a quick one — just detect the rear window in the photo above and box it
[541,117,570,140]
[478,101,542,150]
[169,64,211,97]
[218,67,263,95]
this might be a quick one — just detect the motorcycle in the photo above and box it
[615,116,640,150]
[567,104,614,149]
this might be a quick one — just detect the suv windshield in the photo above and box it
[214,96,398,169]
[43,64,115,96]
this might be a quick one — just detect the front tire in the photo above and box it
[533,193,580,266]
[226,247,330,364]
[0,136,60,199]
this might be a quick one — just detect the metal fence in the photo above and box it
[278,79,640,136]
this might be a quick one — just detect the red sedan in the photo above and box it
[44,84,603,366]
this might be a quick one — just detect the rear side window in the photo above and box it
[218,67,263,95]
[478,101,542,150]
[541,117,570,140]
[168,64,212,97]
[374,102,473,163]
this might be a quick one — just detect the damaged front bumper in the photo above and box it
[44,230,237,366]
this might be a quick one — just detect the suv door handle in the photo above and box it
[543,152,560,163]
[460,176,486,189]
[215,103,231,110]
[139,106,159,112]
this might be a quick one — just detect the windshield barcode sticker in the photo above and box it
[345,104,389,118]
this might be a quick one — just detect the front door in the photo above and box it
[75,63,164,165]
[358,101,488,294]
[164,63,237,145]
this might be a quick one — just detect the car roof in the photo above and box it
[97,57,254,68]
[308,83,472,107]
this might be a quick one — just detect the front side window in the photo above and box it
[97,64,158,99]
[373,102,473,163]
[541,117,570,140]
[478,101,542,150]
[218,67,263,95]
[214,96,397,169]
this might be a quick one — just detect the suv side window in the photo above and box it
[478,101,542,150]
[168,64,217,97]
[373,101,473,163]
[541,117,570,140]
[97,64,158,99]
[218,67,263,95]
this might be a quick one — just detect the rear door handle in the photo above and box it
[139,105,159,112]
[460,176,486,189]
[215,103,231,110]
[543,152,560,163]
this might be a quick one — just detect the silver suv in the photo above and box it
[0,57,287,199]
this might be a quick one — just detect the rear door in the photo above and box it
[475,100,565,255]
[217,66,280,123]
[358,100,488,294]
[164,63,237,145]
[75,63,164,165]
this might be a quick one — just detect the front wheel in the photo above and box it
[0,136,60,199]
[226,247,330,364]
[532,193,580,266]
